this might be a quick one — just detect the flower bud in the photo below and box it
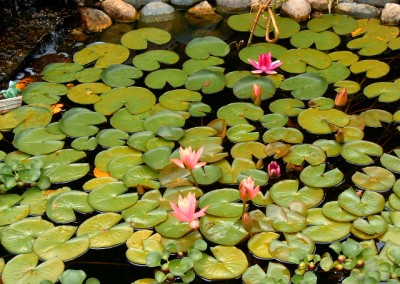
[242,212,253,234]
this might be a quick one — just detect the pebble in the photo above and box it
[381,3,400,25]
[101,0,138,22]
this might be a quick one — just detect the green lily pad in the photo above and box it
[2,253,64,284]
[328,51,359,66]
[321,201,358,222]
[0,196,29,226]
[363,82,400,103]
[269,233,315,263]
[247,232,280,259]
[217,102,263,126]
[94,87,156,115]
[125,230,163,265]
[71,136,98,151]
[280,73,328,100]
[73,42,130,68]
[340,140,383,165]
[101,64,143,87]
[185,36,229,59]
[333,80,361,94]
[155,214,193,238]
[199,215,247,245]
[20,187,48,216]
[133,50,179,71]
[95,128,129,148]
[360,109,393,127]
[350,60,390,79]
[260,113,289,129]
[159,89,202,111]
[75,66,103,82]
[121,28,171,50]
[303,208,351,243]
[143,110,186,133]
[312,139,341,157]
[5,105,53,134]
[298,108,350,134]
[67,83,111,104]
[269,98,305,117]
[126,131,154,152]
[307,97,334,110]
[88,181,138,212]
[142,146,171,170]
[300,164,344,188]
[21,82,68,105]
[389,36,400,50]
[270,179,324,209]
[255,14,301,39]
[242,263,291,284]
[122,199,167,229]
[266,204,307,233]
[191,165,223,185]
[238,42,288,65]
[182,57,224,75]
[76,212,133,248]
[198,188,241,218]
[351,215,388,240]
[95,146,140,172]
[307,14,358,34]
[33,225,90,261]
[46,190,93,223]
[338,187,385,217]
[41,62,84,83]
[282,144,326,166]
[381,151,400,174]
[352,18,399,42]
[306,62,350,83]
[352,166,395,192]
[262,127,304,144]
[145,69,188,89]
[279,49,332,74]
[290,30,341,50]
[111,109,150,134]
[83,177,117,191]
[185,69,225,94]
[12,127,66,155]
[231,141,267,160]
[237,169,269,187]
[214,158,256,184]
[193,245,248,280]
[226,124,259,142]
[1,217,54,254]
[347,37,388,56]
[43,163,90,184]
[232,76,276,100]
[264,142,291,159]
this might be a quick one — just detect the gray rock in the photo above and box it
[215,0,251,13]
[123,0,169,9]
[282,0,312,22]
[355,0,398,8]
[101,0,138,22]
[307,0,329,12]
[140,2,176,22]
[171,0,202,7]
[334,2,381,18]
[381,3,400,25]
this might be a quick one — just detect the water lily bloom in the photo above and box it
[242,212,253,234]
[170,146,207,170]
[239,176,260,202]
[250,83,262,106]
[267,161,281,178]
[170,192,208,229]
[248,52,282,75]
[335,88,348,107]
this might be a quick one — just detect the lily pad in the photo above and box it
[145,69,188,89]
[312,139,341,157]
[232,76,276,100]
[22,82,68,105]
[282,144,326,166]
[380,151,400,174]
[121,28,171,50]
[347,37,388,56]
[350,60,390,79]
[363,82,400,103]
[300,164,344,188]
[260,113,289,129]
[328,51,359,66]
[307,14,358,35]
[340,140,383,165]
[214,158,256,184]
[217,103,263,126]
[191,165,223,185]
[101,64,143,87]
[142,146,171,170]
[143,110,186,133]
[254,14,301,39]
[248,232,281,260]
[262,127,303,144]
[155,214,193,239]
[185,36,229,59]
[290,30,340,50]
[298,108,350,134]
[279,49,332,74]
[74,42,130,68]
[266,204,307,233]
[199,215,247,245]
[280,73,328,100]
[351,215,388,240]
[321,201,358,222]
[264,142,291,159]
[351,166,395,192]
[96,128,129,148]
[226,124,259,142]
[231,141,268,160]
[41,62,84,83]
[67,83,111,105]
[238,43,288,65]
[306,62,350,83]
[75,66,103,83]
[122,199,167,229]
[133,50,179,71]
[185,69,225,94]
[125,230,163,265]
[182,57,224,75]
[333,80,361,94]
[159,89,202,111]
[198,188,241,218]
[269,98,305,116]
[5,105,53,134]
[338,187,385,217]
[269,233,315,263]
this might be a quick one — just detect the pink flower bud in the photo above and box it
[267,161,281,179]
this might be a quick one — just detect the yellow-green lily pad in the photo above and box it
[74,42,130,68]
[282,143,326,166]
[351,166,395,192]
[350,59,390,79]
[298,108,350,134]
[338,187,385,217]
[22,82,68,105]
[341,140,383,165]
[269,233,315,263]
[300,164,344,188]
[67,82,111,104]
[101,64,143,87]
[121,27,171,50]
[133,50,179,71]
[247,232,280,259]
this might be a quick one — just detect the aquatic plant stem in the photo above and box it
[189,169,199,188]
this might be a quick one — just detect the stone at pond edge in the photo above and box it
[381,3,400,25]
[186,1,223,26]
[282,0,312,22]
[140,2,176,22]
[215,0,251,13]
[123,0,169,9]
[307,0,329,13]
[79,7,113,33]
[333,3,381,19]
[101,0,138,23]
[171,0,203,8]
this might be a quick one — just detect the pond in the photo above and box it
[0,7,399,284]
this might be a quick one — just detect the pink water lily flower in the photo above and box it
[267,161,281,179]
[239,176,260,202]
[170,192,208,229]
[251,83,262,106]
[170,146,207,170]
[248,52,282,75]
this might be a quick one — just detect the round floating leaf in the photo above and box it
[360,109,392,127]
[185,69,225,94]
[280,73,328,100]
[127,131,154,152]
[307,62,350,83]
[59,107,107,138]
[142,146,171,170]
[107,154,142,180]
[1,217,54,254]
[182,57,224,75]
[198,188,241,218]
[260,113,289,129]
[264,142,291,159]
[347,37,387,56]
[67,83,111,104]
[33,225,90,261]
[269,98,305,117]
[338,187,385,217]
[190,165,222,185]
[350,60,390,79]
[22,82,68,105]
[225,71,254,88]
[389,36,400,50]
[363,82,400,103]
[303,208,351,243]
[298,108,350,134]
[94,87,156,115]
[328,51,359,66]
[155,215,193,239]
[159,89,202,111]
[111,109,150,133]
[237,169,269,187]
[122,199,167,229]
[254,14,301,38]
[226,124,259,142]
[247,232,280,259]
[83,177,117,191]
[124,165,160,189]
[101,64,143,87]
[145,69,188,89]
[88,182,138,212]
[333,80,360,94]
[242,263,291,284]
[199,215,246,245]
[94,146,140,174]
[46,190,93,223]
[217,103,263,126]
[42,163,90,183]
[381,151,400,174]
[351,215,388,240]
[121,28,171,50]
[41,62,83,83]
[290,30,340,50]
[352,18,399,42]
[232,76,276,100]
[76,212,133,248]
[214,158,256,184]
[125,230,163,265]
[269,233,315,263]
[266,204,307,233]
[307,14,358,35]
[71,136,98,151]
[2,253,64,284]
[300,164,344,188]
[262,127,303,144]
[231,141,267,160]
[322,201,358,222]
[193,245,248,281]
[143,110,185,133]
[279,49,332,74]
[340,140,383,165]
[238,42,288,64]
[96,128,129,148]
[6,105,53,134]
[75,66,103,83]
[282,144,326,166]
[133,50,179,71]
[313,139,341,157]
[270,179,324,209]
[351,166,395,192]
[185,36,229,59]
[74,42,130,68]
[12,127,65,155]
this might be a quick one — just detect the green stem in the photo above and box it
[189,169,199,188]
[242,201,247,216]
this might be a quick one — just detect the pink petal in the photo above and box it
[170,158,185,168]
[248,59,260,69]
[251,70,263,74]
[193,205,208,219]
[270,60,282,69]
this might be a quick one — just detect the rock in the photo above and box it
[171,0,202,7]
[282,0,312,22]
[186,1,223,26]
[354,0,398,8]
[307,0,329,12]
[101,0,138,22]
[215,0,251,13]
[67,28,88,42]
[334,3,381,18]
[123,0,169,9]
[79,7,113,32]
[381,3,400,25]
[140,2,176,22]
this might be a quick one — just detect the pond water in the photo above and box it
[0,8,399,284]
